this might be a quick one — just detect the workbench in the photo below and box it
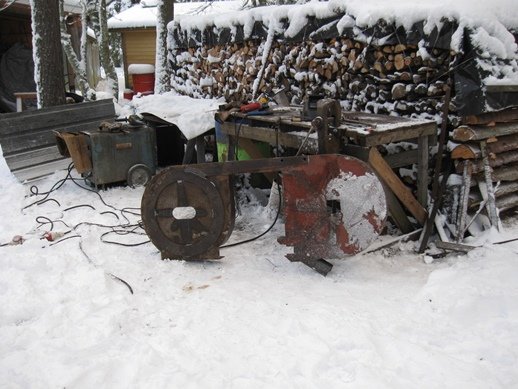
[218,107,437,232]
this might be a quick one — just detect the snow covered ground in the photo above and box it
[1,134,518,388]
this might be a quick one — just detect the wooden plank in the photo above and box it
[384,149,419,168]
[346,121,436,147]
[368,147,427,225]
[334,144,419,169]
[452,122,518,142]
[220,122,318,153]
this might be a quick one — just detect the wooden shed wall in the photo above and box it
[122,29,156,87]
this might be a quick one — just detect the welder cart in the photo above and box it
[56,120,157,187]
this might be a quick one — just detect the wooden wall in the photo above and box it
[121,29,156,87]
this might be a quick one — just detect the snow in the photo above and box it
[1,141,518,386]
[107,1,244,30]
[127,64,155,75]
[118,92,223,140]
[4,2,518,385]
[170,0,517,59]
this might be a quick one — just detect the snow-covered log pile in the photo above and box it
[167,0,518,121]
[171,37,454,122]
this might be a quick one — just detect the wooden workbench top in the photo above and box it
[227,109,437,147]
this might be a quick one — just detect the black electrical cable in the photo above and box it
[36,198,61,207]
[79,239,134,295]
[221,178,282,249]
[23,163,75,209]
[35,216,54,231]
[64,204,95,212]
[100,211,120,220]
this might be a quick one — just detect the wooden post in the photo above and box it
[417,135,429,207]
[456,160,472,242]
[480,140,500,230]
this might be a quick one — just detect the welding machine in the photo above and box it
[56,120,157,187]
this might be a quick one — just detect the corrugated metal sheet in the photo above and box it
[0,99,116,182]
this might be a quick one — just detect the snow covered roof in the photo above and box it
[171,0,517,55]
[14,0,82,13]
[107,0,243,30]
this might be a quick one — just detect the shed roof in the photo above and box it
[108,0,243,30]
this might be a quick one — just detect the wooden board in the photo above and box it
[368,147,427,225]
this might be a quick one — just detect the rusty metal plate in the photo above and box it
[141,167,227,259]
[279,154,387,266]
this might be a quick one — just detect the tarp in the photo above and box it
[0,43,36,113]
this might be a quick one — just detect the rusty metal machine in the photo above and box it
[141,99,388,275]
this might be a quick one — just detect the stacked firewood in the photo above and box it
[449,107,518,239]
[170,37,456,122]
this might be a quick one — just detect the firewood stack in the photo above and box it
[170,37,456,123]
[449,107,518,240]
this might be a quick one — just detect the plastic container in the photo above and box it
[123,89,134,100]
[128,64,155,95]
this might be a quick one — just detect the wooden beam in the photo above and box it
[452,122,518,142]
[368,147,427,225]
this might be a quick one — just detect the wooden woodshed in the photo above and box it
[107,0,242,89]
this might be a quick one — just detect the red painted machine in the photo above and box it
[141,99,387,275]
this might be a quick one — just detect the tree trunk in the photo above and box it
[97,0,118,98]
[59,0,95,100]
[30,0,66,108]
[155,0,174,94]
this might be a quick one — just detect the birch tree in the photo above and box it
[59,0,96,100]
[30,0,66,107]
[97,0,119,98]
[155,0,174,94]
